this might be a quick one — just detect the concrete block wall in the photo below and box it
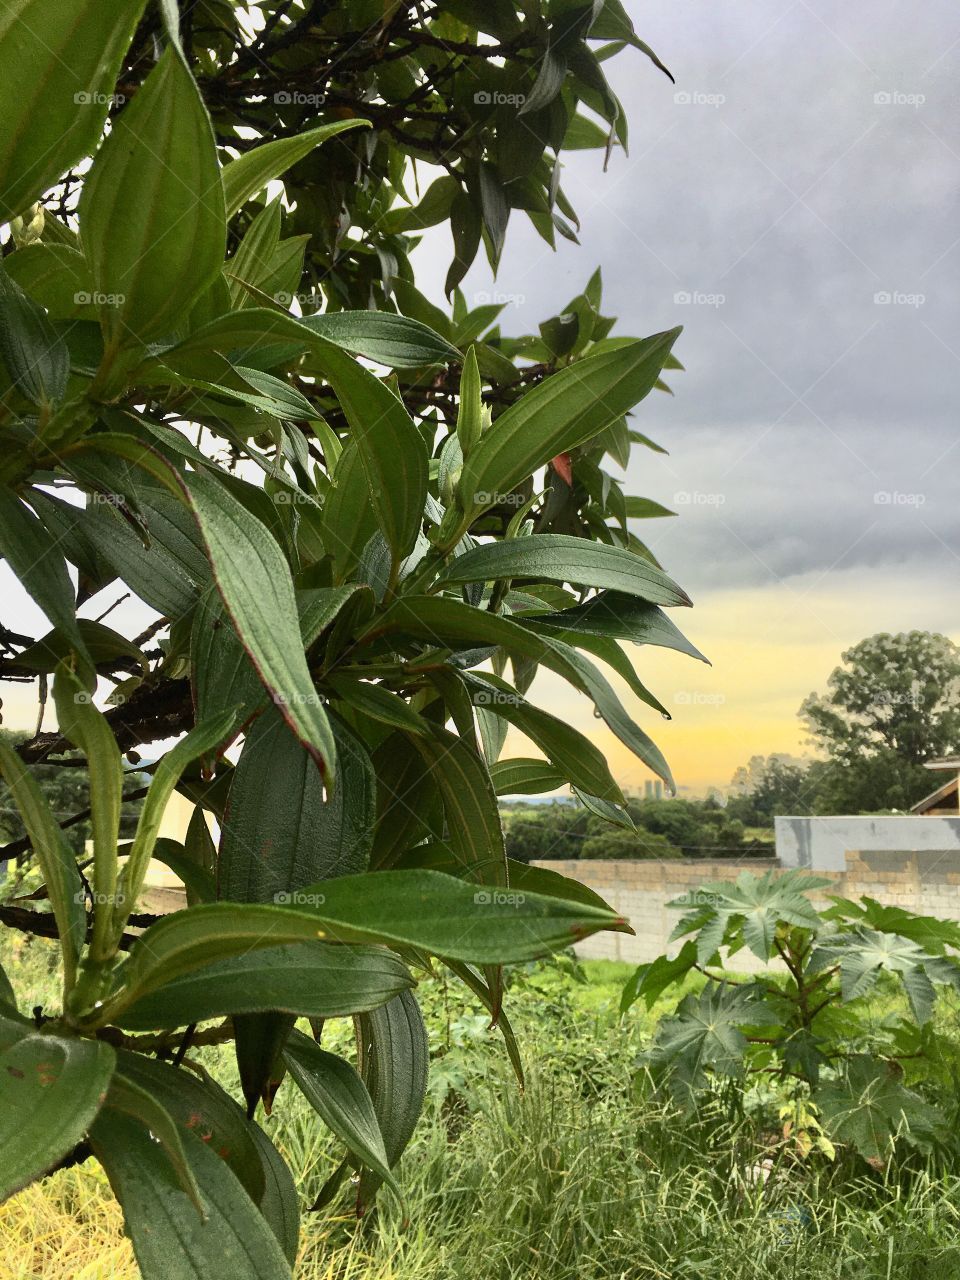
[532,850,960,965]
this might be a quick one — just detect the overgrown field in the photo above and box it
[3,934,960,1280]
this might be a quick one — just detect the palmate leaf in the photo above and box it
[815,1055,944,1160]
[0,1033,115,1202]
[668,869,829,963]
[812,927,960,1025]
[647,985,765,1083]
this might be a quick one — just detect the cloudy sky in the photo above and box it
[418,0,960,794]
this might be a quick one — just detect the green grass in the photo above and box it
[3,937,960,1278]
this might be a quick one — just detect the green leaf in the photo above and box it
[408,727,507,884]
[521,592,708,662]
[816,1056,943,1160]
[489,757,565,795]
[624,496,677,519]
[115,1051,265,1203]
[355,990,428,1211]
[436,534,691,606]
[0,265,69,404]
[459,330,682,518]
[0,0,148,222]
[115,707,241,931]
[307,338,427,564]
[456,346,483,454]
[299,310,460,368]
[98,870,625,1023]
[52,665,122,960]
[90,1109,291,1280]
[79,45,226,342]
[0,739,84,986]
[222,119,371,217]
[186,469,336,777]
[104,1074,204,1214]
[283,1031,403,1208]
[0,488,89,673]
[378,176,460,234]
[0,1033,115,1202]
[219,707,374,902]
[116,942,415,1031]
[621,939,698,1012]
[463,673,624,801]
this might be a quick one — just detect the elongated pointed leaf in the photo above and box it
[299,310,459,368]
[0,265,69,404]
[104,1076,203,1213]
[53,665,122,959]
[90,1109,291,1280]
[186,469,336,777]
[489,757,565,795]
[522,592,707,662]
[100,869,625,1023]
[0,1033,115,1202]
[220,708,373,904]
[0,0,148,222]
[459,329,681,516]
[284,1031,403,1208]
[308,338,427,563]
[116,707,241,927]
[79,45,226,342]
[0,488,89,671]
[222,119,370,217]
[463,672,624,801]
[0,739,84,986]
[117,942,413,1031]
[355,990,428,1211]
[408,727,506,885]
[436,534,691,605]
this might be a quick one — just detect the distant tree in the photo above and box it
[581,828,681,860]
[801,632,960,767]
[798,631,960,813]
[0,729,145,858]
[727,754,815,825]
